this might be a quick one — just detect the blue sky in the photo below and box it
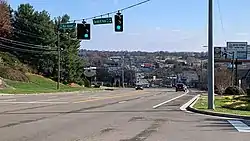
[8,0,250,52]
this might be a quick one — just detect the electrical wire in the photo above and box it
[216,0,227,43]
[71,0,151,22]
[0,43,56,54]
[0,37,55,51]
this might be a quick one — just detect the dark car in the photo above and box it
[175,83,187,92]
[135,85,144,90]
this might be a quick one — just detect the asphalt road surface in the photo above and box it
[0,88,249,141]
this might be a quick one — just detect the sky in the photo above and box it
[8,0,250,52]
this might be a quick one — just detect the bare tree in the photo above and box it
[215,67,232,94]
[0,0,12,37]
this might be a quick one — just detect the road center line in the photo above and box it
[2,99,17,102]
[152,90,189,109]
[228,120,250,132]
[73,91,147,103]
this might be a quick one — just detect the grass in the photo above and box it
[193,95,250,116]
[0,74,96,94]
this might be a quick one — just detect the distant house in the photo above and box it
[109,56,122,62]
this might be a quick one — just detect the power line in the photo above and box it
[216,0,227,42]
[72,0,151,22]
[0,43,56,54]
[0,37,55,51]
[1,26,48,40]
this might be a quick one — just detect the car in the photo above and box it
[166,84,172,88]
[135,85,144,90]
[175,83,187,92]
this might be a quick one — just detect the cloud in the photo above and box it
[155,27,161,30]
[171,29,181,32]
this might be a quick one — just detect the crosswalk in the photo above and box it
[228,120,250,132]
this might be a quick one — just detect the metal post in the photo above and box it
[208,0,215,109]
[231,52,235,86]
[57,29,61,90]
[122,56,125,88]
[201,60,203,88]
[235,58,238,86]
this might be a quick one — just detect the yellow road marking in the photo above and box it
[73,90,148,103]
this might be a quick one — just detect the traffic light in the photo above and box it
[114,14,123,32]
[77,23,91,40]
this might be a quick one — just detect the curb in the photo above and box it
[186,95,250,120]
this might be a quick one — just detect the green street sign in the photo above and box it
[59,23,76,30]
[93,17,112,25]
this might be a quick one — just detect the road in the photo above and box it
[0,88,249,141]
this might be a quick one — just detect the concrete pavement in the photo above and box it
[0,88,248,141]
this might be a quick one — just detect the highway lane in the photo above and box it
[0,88,248,141]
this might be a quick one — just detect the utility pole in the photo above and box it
[200,60,203,88]
[231,52,235,86]
[208,0,215,110]
[122,56,125,88]
[57,26,61,90]
[235,58,238,86]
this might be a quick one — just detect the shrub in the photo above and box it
[83,78,90,88]
[224,86,245,95]
[0,52,21,66]
[0,66,29,82]
[246,89,250,97]
[77,80,84,86]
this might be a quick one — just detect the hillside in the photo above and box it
[0,51,87,94]
[0,73,84,94]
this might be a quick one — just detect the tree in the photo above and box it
[12,4,57,74]
[0,0,11,37]
[56,14,84,83]
[215,67,232,94]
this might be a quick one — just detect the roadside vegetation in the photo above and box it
[194,95,250,116]
[0,73,89,94]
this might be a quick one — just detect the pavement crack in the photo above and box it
[0,117,47,129]
[100,127,115,134]
[128,116,147,122]
[0,104,59,114]
[120,119,165,141]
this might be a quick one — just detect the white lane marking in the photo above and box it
[37,96,79,102]
[180,94,200,111]
[0,101,68,104]
[228,120,250,132]
[118,101,127,104]
[2,99,17,102]
[153,90,189,109]
[48,96,58,98]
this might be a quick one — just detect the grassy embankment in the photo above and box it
[194,95,250,116]
[0,73,90,94]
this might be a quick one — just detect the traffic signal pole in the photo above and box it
[57,28,61,90]
[208,0,215,110]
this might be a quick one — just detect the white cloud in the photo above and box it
[171,29,181,32]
